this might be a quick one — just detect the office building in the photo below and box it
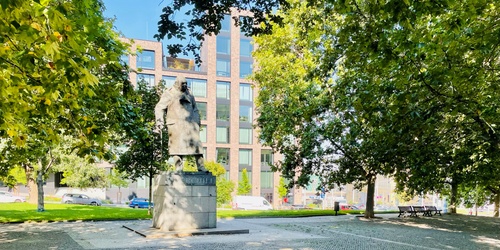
[120,12,281,205]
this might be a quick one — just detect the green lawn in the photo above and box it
[0,203,151,223]
[217,209,368,218]
[0,203,389,223]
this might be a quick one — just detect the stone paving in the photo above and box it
[1,213,499,249]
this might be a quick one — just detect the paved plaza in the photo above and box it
[1,213,499,249]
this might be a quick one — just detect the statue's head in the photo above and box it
[174,76,188,92]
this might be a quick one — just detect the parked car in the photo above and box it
[61,193,101,206]
[0,191,26,203]
[129,198,152,208]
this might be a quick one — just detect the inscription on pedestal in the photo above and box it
[153,171,217,231]
[163,172,216,186]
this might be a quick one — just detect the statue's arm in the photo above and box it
[155,92,170,128]
[191,95,201,126]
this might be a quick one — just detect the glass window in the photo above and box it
[216,148,230,165]
[240,39,253,57]
[239,105,253,122]
[162,76,176,89]
[216,81,230,99]
[120,54,129,65]
[239,149,252,166]
[261,149,273,166]
[216,58,231,77]
[240,61,252,78]
[260,171,274,189]
[187,78,207,97]
[216,126,230,143]
[203,147,207,159]
[239,128,252,144]
[216,104,230,121]
[221,14,231,32]
[136,50,155,70]
[240,84,253,101]
[137,73,155,88]
[197,102,207,120]
[200,125,207,143]
[217,36,231,55]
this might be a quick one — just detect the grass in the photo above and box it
[217,209,367,218]
[0,203,151,223]
[0,203,396,223]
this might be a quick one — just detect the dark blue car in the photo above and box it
[129,198,153,209]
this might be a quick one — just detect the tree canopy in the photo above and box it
[1,0,130,211]
[154,0,500,217]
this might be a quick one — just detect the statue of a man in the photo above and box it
[155,76,207,172]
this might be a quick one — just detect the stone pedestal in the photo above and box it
[152,171,217,231]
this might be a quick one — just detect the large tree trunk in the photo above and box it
[25,165,38,204]
[37,169,45,212]
[449,180,458,214]
[364,175,376,218]
[494,192,499,218]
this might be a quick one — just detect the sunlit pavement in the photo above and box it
[1,213,499,249]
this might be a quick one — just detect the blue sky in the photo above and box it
[103,0,167,41]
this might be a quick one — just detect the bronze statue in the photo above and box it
[155,76,207,172]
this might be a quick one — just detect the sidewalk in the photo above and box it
[1,213,499,249]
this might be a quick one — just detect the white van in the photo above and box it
[232,196,273,210]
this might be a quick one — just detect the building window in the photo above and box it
[216,81,230,100]
[260,171,274,189]
[239,105,253,122]
[240,39,253,57]
[187,78,207,98]
[239,128,252,144]
[240,61,252,78]
[221,14,231,32]
[217,36,231,55]
[136,50,155,70]
[261,149,273,170]
[162,76,176,89]
[239,149,252,166]
[120,54,129,65]
[240,84,253,101]
[200,125,207,143]
[216,126,230,143]
[216,148,230,165]
[203,147,207,159]
[197,102,207,120]
[216,104,230,121]
[216,58,231,77]
[137,73,155,88]
[54,172,68,187]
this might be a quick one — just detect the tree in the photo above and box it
[155,0,500,217]
[0,166,26,194]
[155,0,287,64]
[0,0,129,211]
[55,156,108,189]
[204,161,235,206]
[278,177,288,200]
[108,168,129,204]
[114,80,169,212]
[237,168,251,195]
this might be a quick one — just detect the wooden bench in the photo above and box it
[424,206,442,216]
[412,206,433,217]
[398,206,417,217]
